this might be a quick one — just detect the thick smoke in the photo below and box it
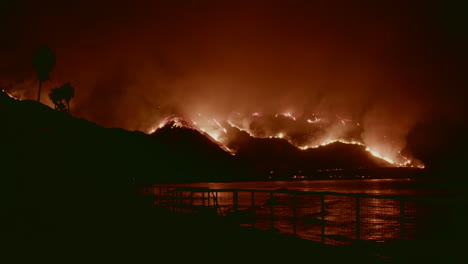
[1,0,467,165]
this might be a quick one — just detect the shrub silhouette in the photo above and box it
[49,83,75,112]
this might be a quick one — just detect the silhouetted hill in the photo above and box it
[150,122,236,174]
[0,91,250,185]
[301,142,390,169]
[148,119,394,179]
[0,90,254,249]
[1,89,430,186]
[224,124,391,177]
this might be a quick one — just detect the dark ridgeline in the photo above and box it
[149,119,398,182]
[230,135,391,177]
[149,121,251,182]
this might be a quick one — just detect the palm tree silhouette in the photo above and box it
[32,46,56,102]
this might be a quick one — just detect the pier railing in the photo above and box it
[141,186,453,245]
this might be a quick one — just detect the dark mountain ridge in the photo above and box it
[0,89,416,187]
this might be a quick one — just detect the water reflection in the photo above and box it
[169,178,448,196]
[152,179,451,245]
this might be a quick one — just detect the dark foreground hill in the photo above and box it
[0,90,248,184]
[0,90,248,258]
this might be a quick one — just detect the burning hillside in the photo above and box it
[3,1,467,176]
[148,113,424,169]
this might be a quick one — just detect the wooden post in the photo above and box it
[293,194,297,236]
[155,187,159,205]
[190,191,193,211]
[355,197,360,240]
[270,192,275,231]
[202,192,205,206]
[214,192,218,214]
[178,190,181,211]
[321,194,326,244]
[400,200,406,240]
[251,191,255,227]
[170,190,174,212]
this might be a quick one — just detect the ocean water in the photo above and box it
[150,179,454,244]
[165,178,450,196]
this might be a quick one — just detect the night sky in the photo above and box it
[1,0,467,165]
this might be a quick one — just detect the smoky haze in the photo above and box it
[1,0,467,164]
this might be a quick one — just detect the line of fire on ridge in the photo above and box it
[149,114,424,169]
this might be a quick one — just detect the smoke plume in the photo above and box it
[1,0,467,165]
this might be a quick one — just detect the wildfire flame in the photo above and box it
[307,117,322,124]
[149,112,425,169]
[275,112,296,120]
[1,87,423,169]
[148,114,235,154]
[1,89,21,101]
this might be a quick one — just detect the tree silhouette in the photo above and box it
[49,83,75,113]
[60,83,75,111]
[49,88,66,111]
[32,46,56,102]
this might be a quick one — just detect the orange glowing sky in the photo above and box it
[1,0,467,169]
